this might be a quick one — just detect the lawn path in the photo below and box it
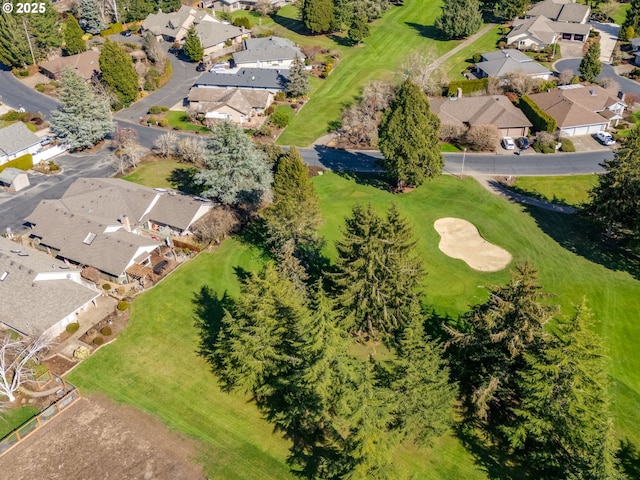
[427,23,496,75]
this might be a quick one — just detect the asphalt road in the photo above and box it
[554,59,640,96]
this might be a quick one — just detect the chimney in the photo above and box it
[122,214,131,233]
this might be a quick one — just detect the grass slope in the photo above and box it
[69,173,640,477]
[513,174,599,207]
[440,25,502,81]
[123,159,184,189]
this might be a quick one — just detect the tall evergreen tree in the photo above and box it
[622,0,640,35]
[99,39,139,108]
[331,0,352,31]
[347,2,370,45]
[194,121,273,207]
[301,0,335,34]
[493,0,528,20]
[286,55,310,97]
[50,69,115,149]
[262,146,323,270]
[378,79,443,189]
[125,0,155,22]
[333,203,423,339]
[586,124,640,241]
[435,0,483,39]
[183,25,204,62]
[64,15,87,55]
[80,0,106,34]
[0,13,32,67]
[503,301,624,479]
[27,0,62,57]
[579,41,602,83]
[447,263,556,437]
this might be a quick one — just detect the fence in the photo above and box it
[32,145,69,165]
[0,379,81,457]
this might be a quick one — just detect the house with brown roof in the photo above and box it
[507,0,591,50]
[39,49,101,81]
[187,86,273,124]
[25,178,214,283]
[430,95,533,138]
[528,84,626,137]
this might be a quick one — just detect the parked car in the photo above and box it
[196,62,207,72]
[595,131,615,146]
[40,136,52,146]
[515,137,530,150]
[501,136,516,150]
[121,30,132,37]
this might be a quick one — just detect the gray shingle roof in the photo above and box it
[0,167,26,185]
[631,38,640,50]
[0,237,99,337]
[526,0,590,23]
[233,36,303,65]
[195,20,244,49]
[0,122,41,158]
[477,50,552,78]
[194,68,290,91]
[188,87,272,115]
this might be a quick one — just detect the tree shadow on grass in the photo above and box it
[328,34,354,47]
[521,204,640,281]
[192,286,235,366]
[335,171,391,190]
[618,438,640,479]
[404,23,445,41]
[271,10,308,36]
[166,167,204,195]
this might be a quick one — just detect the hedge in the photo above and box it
[0,153,33,174]
[447,78,488,96]
[100,22,124,36]
[520,95,557,133]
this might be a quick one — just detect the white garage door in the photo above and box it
[571,126,589,136]
[587,124,604,134]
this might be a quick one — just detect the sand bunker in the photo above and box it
[434,218,512,272]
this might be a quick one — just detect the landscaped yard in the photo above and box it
[0,406,38,440]
[513,174,599,207]
[166,110,210,134]
[440,25,503,81]
[123,159,184,189]
[69,171,640,478]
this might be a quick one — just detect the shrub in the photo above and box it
[101,326,112,336]
[93,336,104,346]
[66,322,80,333]
[233,16,252,28]
[147,116,157,125]
[117,301,129,311]
[102,283,111,290]
[270,110,290,128]
[472,53,482,63]
[520,95,557,132]
[447,78,489,96]
[35,83,46,92]
[148,105,165,114]
[438,123,467,143]
[48,161,60,171]
[158,118,169,127]
[100,22,123,36]
[532,131,557,154]
[559,138,575,152]
[73,346,91,360]
[0,110,26,121]
[465,124,500,151]
[275,91,286,102]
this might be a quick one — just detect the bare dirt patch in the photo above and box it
[0,394,206,480]
[434,217,512,272]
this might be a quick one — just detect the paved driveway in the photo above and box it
[589,22,620,64]
[554,59,640,96]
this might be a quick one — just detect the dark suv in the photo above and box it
[515,137,530,150]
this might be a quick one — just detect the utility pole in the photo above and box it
[22,18,37,67]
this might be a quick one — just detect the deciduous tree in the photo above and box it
[579,41,602,83]
[0,333,53,403]
[194,121,273,207]
[64,15,87,55]
[50,69,115,150]
[434,0,482,39]
[99,39,139,108]
[153,131,177,157]
[378,79,443,189]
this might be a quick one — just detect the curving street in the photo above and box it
[554,59,640,97]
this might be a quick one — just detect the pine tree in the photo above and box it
[80,0,106,34]
[387,316,457,447]
[378,79,443,189]
[125,0,155,22]
[332,0,352,31]
[622,0,640,35]
[333,204,423,339]
[434,0,482,40]
[194,121,273,207]
[504,301,624,479]
[64,15,87,55]
[447,263,556,436]
[50,69,115,150]
[286,55,310,97]
[183,25,204,62]
[586,124,640,240]
[579,41,602,83]
[301,0,335,34]
[0,13,32,67]
[27,1,62,57]
[347,2,370,45]
[99,39,139,108]
[262,146,323,271]
[493,0,528,20]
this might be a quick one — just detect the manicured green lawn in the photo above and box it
[440,142,461,152]
[123,159,184,189]
[0,406,38,439]
[612,3,630,25]
[166,111,210,133]
[440,25,503,81]
[70,172,640,477]
[513,174,599,207]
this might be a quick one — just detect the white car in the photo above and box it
[501,136,515,150]
[595,131,616,146]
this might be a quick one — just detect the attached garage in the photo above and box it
[559,123,607,137]
[500,127,530,138]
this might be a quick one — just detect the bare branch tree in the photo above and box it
[154,131,178,157]
[504,71,542,96]
[0,333,53,403]
[599,77,619,92]
[400,50,447,95]
[465,124,500,151]
[112,127,142,174]
[191,207,241,245]
[177,137,206,165]
[255,0,274,16]
[558,69,574,86]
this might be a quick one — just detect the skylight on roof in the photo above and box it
[0,272,8,281]
[83,232,97,245]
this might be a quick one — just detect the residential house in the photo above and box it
[507,0,591,49]
[430,95,533,138]
[475,49,553,80]
[528,84,626,136]
[141,6,246,58]
[187,87,273,124]
[0,236,100,338]
[26,178,214,283]
[193,67,290,92]
[631,38,640,66]
[0,122,41,166]
[0,168,29,192]
[39,49,101,81]
[208,0,288,12]
[232,36,303,69]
